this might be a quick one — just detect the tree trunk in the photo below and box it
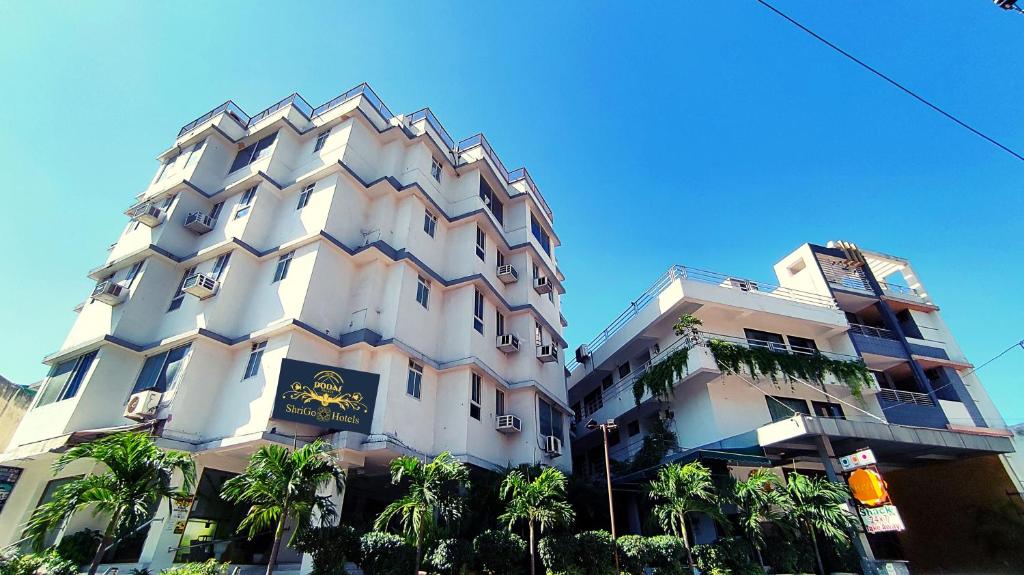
[680,513,694,572]
[266,511,288,575]
[754,545,764,570]
[88,510,120,575]
[528,522,536,575]
[808,523,825,575]
[414,529,423,575]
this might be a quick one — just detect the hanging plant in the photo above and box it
[632,315,703,405]
[706,339,872,398]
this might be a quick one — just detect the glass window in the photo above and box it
[125,260,144,288]
[35,351,97,408]
[787,335,818,355]
[744,329,787,353]
[431,158,442,182]
[538,398,562,441]
[423,211,437,237]
[210,201,225,220]
[811,401,845,419]
[479,179,503,224]
[407,361,423,399]
[766,396,810,422]
[618,363,630,379]
[534,321,543,346]
[314,129,331,152]
[601,375,613,390]
[495,388,505,416]
[473,290,484,334]
[497,251,505,268]
[496,310,505,336]
[132,344,192,394]
[229,131,278,173]
[234,186,257,219]
[168,266,196,312]
[296,183,315,210]
[470,373,482,420]
[273,251,294,283]
[416,275,430,308]
[531,213,551,255]
[211,253,231,281]
[627,420,641,436]
[476,227,486,261]
[243,341,266,380]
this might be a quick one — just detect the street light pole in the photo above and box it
[589,419,621,574]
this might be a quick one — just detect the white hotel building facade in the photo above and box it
[0,85,570,570]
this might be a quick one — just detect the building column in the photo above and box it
[298,474,348,575]
[814,434,877,573]
[139,467,199,573]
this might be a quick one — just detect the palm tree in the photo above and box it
[732,469,791,567]
[221,439,345,575]
[23,431,195,575]
[374,452,469,575]
[498,466,575,575]
[785,473,858,575]
[648,462,721,569]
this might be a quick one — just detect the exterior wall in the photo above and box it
[0,379,34,451]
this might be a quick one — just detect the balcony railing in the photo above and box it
[878,282,926,300]
[248,93,314,125]
[177,101,250,137]
[408,108,455,151]
[849,323,898,340]
[878,388,935,407]
[311,82,395,122]
[565,265,838,372]
[458,134,554,221]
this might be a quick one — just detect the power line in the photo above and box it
[754,0,1024,163]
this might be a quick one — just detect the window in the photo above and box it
[496,310,505,336]
[273,251,294,283]
[627,420,641,436]
[618,363,631,379]
[744,329,787,353]
[811,401,845,419]
[210,201,225,220]
[476,227,486,261]
[431,157,442,182]
[229,131,278,173]
[470,373,482,420]
[211,252,231,281]
[168,266,196,312]
[314,128,331,152]
[787,335,818,355]
[538,398,563,441]
[35,351,97,408]
[583,388,603,416]
[125,260,144,288]
[473,290,485,333]
[243,341,266,380]
[423,211,437,237]
[132,344,192,393]
[601,374,613,390]
[766,396,810,423]
[296,183,315,209]
[531,213,551,255]
[532,263,539,279]
[497,251,505,268]
[479,179,503,223]
[161,194,177,210]
[416,275,430,308]
[234,186,257,219]
[535,321,543,346]
[407,360,423,399]
[495,388,505,416]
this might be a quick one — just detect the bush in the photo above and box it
[616,535,652,575]
[359,532,415,575]
[428,538,474,575]
[646,535,688,575]
[294,524,361,575]
[575,531,616,575]
[0,550,77,575]
[160,560,229,575]
[538,533,578,575]
[55,529,101,566]
[473,530,526,575]
[693,538,760,575]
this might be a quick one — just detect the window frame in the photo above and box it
[273,251,294,283]
[495,388,505,416]
[234,186,257,219]
[167,266,196,312]
[407,360,424,399]
[296,183,315,210]
[470,373,482,420]
[243,341,267,380]
[211,252,231,281]
[416,275,431,308]
[473,290,485,334]
[423,211,437,237]
[430,157,442,182]
[313,128,331,152]
[229,131,278,174]
[35,351,97,408]
[131,343,192,394]
[475,226,486,261]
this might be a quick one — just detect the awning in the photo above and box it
[0,421,154,464]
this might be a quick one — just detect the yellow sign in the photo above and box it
[848,467,889,507]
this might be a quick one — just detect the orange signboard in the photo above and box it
[848,467,889,507]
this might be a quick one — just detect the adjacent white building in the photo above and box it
[0,85,570,571]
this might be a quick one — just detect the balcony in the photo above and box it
[537,344,558,363]
[183,211,216,235]
[92,281,125,305]
[816,255,872,293]
[849,323,898,340]
[182,274,219,300]
[497,265,519,284]
[878,281,936,310]
[126,203,164,227]
[495,414,522,434]
[496,333,520,354]
[878,388,934,406]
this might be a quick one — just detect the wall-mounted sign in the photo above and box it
[0,466,22,513]
[839,448,877,471]
[849,468,890,507]
[272,359,379,433]
[858,504,905,533]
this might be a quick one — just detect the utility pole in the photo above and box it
[588,419,621,573]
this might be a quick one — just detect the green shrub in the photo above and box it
[359,532,415,575]
[538,533,578,575]
[160,560,229,575]
[473,530,526,575]
[294,524,361,575]
[55,529,101,566]
[428,538,474,575]
[616,535,652,575]
[574,531,616,575]
[0,550,77,575]
[693,538,760,575]
[646,535,688,575]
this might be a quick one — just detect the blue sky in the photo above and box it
[1,2,1021,421]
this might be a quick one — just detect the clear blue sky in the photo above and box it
[1,2,1021,421]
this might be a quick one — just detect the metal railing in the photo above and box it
[878,282,924,299]
[408,108,455,151]
[509,167,553,221]
[849,323,898,340]
[565,265,838,371]
[178,101,250,137]
[458,134,554,220]
[878,388,935,407]
[817,255,872,292]
[312,82,395,122]
[248,93,313,125]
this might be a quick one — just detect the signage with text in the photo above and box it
[859,504,905,533]
[272,359,379,433]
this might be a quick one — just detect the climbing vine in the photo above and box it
[706,339,873,397]
[632,315,703,405]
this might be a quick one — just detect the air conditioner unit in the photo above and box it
[126,203,165,227]
[497,265,519,284]
[533,276,552,294]
[182,273,219,299]
[92,281,125,305]
[544,435,563,457]
[574,344,590,364]
[184,211,216,234]
[496,333,520,353]
[495,414,522,434]
[124,390,162,420]
[724,277,759,292]
[537,344,558,363]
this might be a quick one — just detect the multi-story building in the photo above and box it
[0,84,570,572]
[567,241,1019,573]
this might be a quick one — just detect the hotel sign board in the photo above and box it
[858,504,905,534]
[272,359,379,433]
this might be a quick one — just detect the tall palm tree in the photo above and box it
[221,439,345,575]
[648,462,721,569]
[784,473,858,575]
[732,469,791,567]
[498,466,575,575]
[24,431,195,575]
[374,452,469,575]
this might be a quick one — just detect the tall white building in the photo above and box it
[0,84,570,571]
[567,242,1019,573]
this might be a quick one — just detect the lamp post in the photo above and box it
[587,418,620,573]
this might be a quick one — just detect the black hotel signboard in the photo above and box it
[272,359,379,433]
